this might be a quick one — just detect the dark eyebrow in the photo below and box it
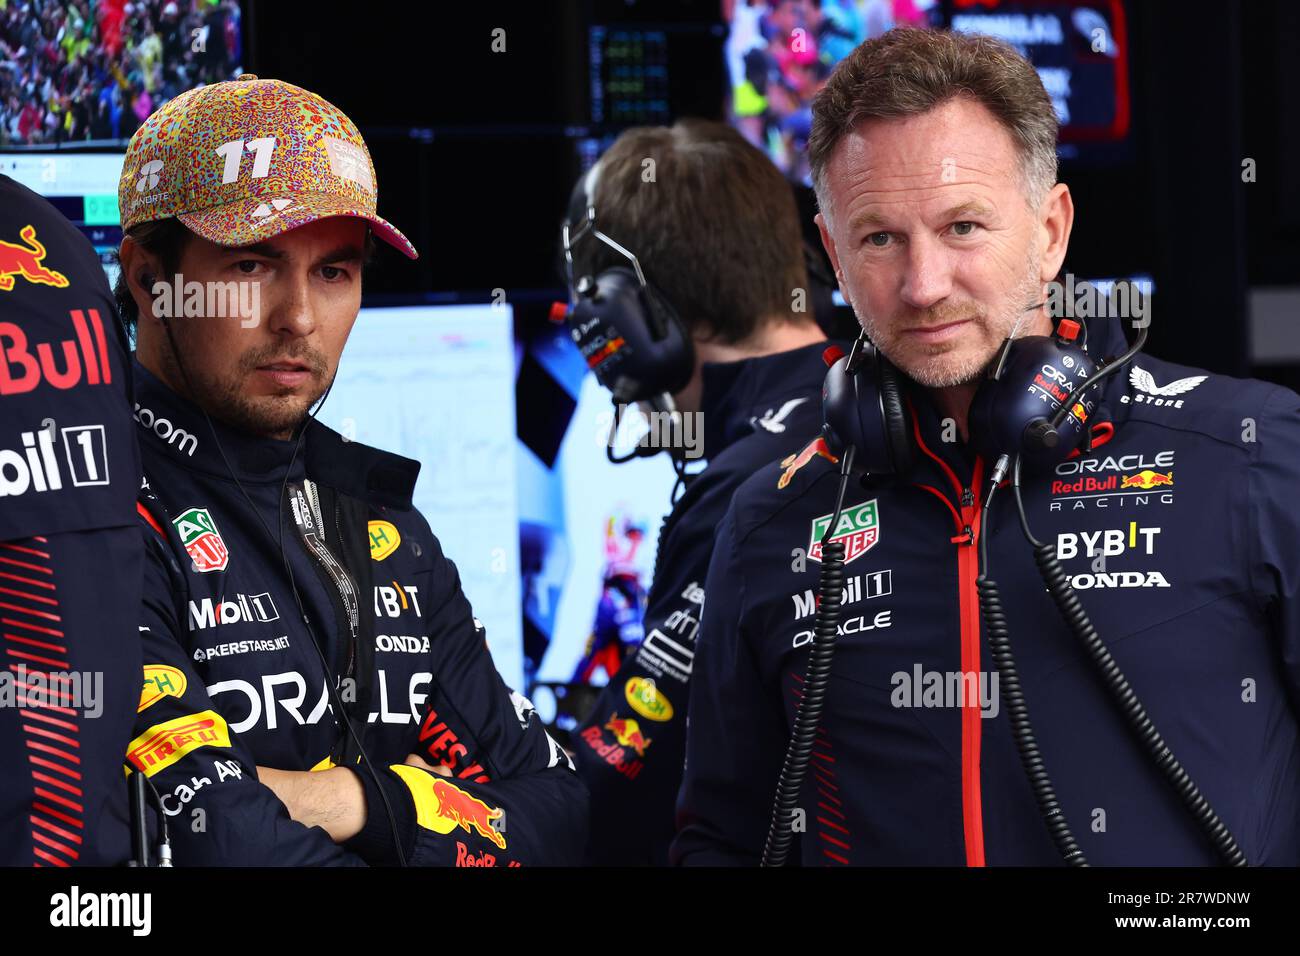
[219,243,364,267]
[847,209,891,233]
[314,245,365,267]
[222,241,286,259]
[937,200,994,221]
[847,200,995,234]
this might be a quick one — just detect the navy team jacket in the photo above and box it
[575,341,837,865]
[130,360,587,866]
[674,315,1300,866]
[0,175,142,866]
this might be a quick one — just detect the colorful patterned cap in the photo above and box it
[118,74,417,259]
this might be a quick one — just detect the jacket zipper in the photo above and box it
[955,462,985,868]
[333,499,357,683]
[909,406,987,866]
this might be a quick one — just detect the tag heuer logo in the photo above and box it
[173,506,230,573]
[809,500,880,565]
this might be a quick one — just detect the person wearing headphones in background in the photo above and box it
[114,75,586,866]
[561,118,839,865]
[673,29,1300,866]
[0,175,144,867]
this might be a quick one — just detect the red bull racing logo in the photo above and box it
[778,436,838,489]
[0,308,114,396]
[1120,470,1174,490]
[0,225,68,292]
[390,765,507,849]
[604,713,652,756]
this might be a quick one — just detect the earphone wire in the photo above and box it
[155,315,408,867]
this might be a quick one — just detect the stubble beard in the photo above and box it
[859,242,1046,389]
[160,333,331,440]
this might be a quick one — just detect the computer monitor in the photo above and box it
[318,304,679,723]
[315,303,527,688]
[721,0,1131,181]
[0,0,245,148]
[0,152,126,283]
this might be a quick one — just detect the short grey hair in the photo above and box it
[808,28,1060,220]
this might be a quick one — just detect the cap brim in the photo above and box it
[177,192,418,260]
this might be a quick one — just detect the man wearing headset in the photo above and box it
[115,75,586,866]
[0,175,143,866]
[562,119,836,865]
[673,29,1300,865]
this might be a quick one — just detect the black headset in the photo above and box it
[820,314,1101,478]
[558,161,695,407]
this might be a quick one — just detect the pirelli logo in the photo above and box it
[127,710,231,777]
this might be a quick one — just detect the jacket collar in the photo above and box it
[901,313,1137,482]
[131,358,419,509]
[699,340,842,460]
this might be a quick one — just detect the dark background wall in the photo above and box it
[245,0,1300,384]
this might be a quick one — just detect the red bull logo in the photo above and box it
[455,841,520,867]
[605,713,651,756]
[1051,475,1118,495]
[778,437,838,489]
[391,765,507,850]
[0,309,113,395]
[579,725,644,780]
[0,225,68,292]
[584,335,626,369]
[1120,470,1174,490]
[429,778,506,849]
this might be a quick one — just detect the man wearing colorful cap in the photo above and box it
[116,75,586,866]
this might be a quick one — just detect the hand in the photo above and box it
[403,752,452,776]
[257,765,367,843]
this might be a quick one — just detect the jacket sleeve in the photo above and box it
[132,515,366,866]
[572,504,708,865]
[343,526,588,867]
[670,506,789,866]
[1248,385,1300,709]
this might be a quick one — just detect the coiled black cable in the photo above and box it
[1029,539,1246,866]
[976,485,1087,865]
[762,446,854,867]
[1010,458,1246,867]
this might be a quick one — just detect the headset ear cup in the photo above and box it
[640,283,675,341]
[877,358,914,478]
[641,283,695,394]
